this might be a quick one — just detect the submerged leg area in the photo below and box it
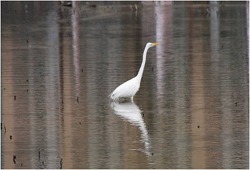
[130,96,134,102]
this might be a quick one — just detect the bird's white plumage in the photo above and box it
[110,77,140,101]
[109,42,159,102]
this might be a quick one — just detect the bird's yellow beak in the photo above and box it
[152,42,159,46]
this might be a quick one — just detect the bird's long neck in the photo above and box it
[136,46,150,82]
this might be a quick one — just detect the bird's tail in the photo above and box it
[108,92,114,100]
[108,92,118,102]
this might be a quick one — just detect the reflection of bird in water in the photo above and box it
[111,102,153,158]
[59,1,72,7]
[109,42,159,102]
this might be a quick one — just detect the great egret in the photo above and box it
[109,42,159,102]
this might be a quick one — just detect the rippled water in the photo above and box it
[1,1,249,169]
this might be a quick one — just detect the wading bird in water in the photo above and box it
[109,42,159,102]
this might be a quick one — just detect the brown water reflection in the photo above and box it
[1,1,249,169]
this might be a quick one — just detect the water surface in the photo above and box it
[1,1,249,169]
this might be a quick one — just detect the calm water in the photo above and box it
[1,1,249,169]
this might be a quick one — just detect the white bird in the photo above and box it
[109,42,159,102]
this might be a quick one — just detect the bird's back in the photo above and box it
[110,77,140,101]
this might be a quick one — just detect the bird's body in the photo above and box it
[110,42,159,102]
[110,77,139,101]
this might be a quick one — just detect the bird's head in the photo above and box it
[147,42,159,48]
